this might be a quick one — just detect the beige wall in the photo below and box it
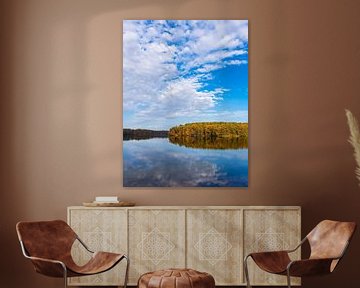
[1,0,360,287]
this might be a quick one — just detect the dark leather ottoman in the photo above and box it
[138,268,215,288]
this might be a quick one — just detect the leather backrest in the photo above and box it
[16,220,77,261]
[307,220,356,260]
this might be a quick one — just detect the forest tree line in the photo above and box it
[168,122,248,140]
[123,128,168,140]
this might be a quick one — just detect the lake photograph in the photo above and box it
[123,20,248,187]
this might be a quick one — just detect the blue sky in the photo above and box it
[123,20,248,130]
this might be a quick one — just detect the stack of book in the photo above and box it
[93,196,119,204]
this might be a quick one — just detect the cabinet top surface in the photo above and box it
[68,205,301,210]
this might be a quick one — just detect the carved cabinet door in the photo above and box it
[68,208,128,286]
[128,209,186,284]
[243,209,301,286]
[187,209,243,285]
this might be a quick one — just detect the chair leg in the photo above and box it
[244,255,252,288]
[62,264,68,288]
[286,269,291,288]
[123,255,130,288]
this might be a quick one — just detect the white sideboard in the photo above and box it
[67,206,301,286]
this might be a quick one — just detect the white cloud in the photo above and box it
[196,63,223,73]
[123,21,178,112]
[226,59,248,65]
[186,20,248,54]
[136,76,224,119]
[195,58,248,74]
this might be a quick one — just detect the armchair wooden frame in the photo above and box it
[244,220,356,288]
[16,220,129,288]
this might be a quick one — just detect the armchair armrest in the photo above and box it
[76,236,94,254]
[19,240,67,277]
[247,251,292,274]
[25,255,67,278]
[287,258,336,277]
[285,237,307,253]
[245,236,306,259]
[287,239,351,277]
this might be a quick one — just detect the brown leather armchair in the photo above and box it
[16,220,129,288]
[244,220,356,288]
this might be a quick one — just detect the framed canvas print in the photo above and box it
[123,20,248,187]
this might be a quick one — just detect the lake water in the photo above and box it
[123,138,248,187]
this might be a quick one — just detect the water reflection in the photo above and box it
[123,138,248,187]
[169,136,248,150]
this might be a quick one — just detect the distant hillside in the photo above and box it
[169,122,248,140]
[123,128,168,140]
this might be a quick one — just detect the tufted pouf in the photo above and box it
[138,268,215,288]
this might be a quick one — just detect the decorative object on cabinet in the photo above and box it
[345,109,360,186]
[244,220,356,288]
[138,268,215,288]
[68,206,300,286]
[83,195,135,207]
[83,201,135,207]
[16,220,129,288]
[95,196,120,203]
[123,20,249,187]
